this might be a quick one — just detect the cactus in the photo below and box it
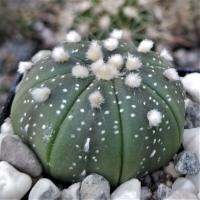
[11,39,185,186]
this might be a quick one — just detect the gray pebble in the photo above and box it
[61,182,80,200]
[175,151,200,175]
[141,186,151,200]
[0,135,42,177]
[80,173,110,200]
[156,183,172,200]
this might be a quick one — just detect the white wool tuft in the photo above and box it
[72,65,89,78]
[91,59,119,80]
[163,68,179,81]
[18,62,33,74]
[0,118,14,135]
[108,54,124,69]
[110,29,123,39]
[126,53,142,70]
[86,41,103,61]
[160,49,173,61]
[123,6,138,19]
[66,30,81,43]
[125,73,142,88]
[51,46,69,63]
[88,90,104,109]
[138,39,154,53]
[103,38,119,51]
[30,87,51,103]
[147,109,162,127]
[84,138,91,152]
[98,15,111,30]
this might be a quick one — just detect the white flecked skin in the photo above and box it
[11,40,185,186]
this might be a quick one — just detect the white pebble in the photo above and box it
[18,61,33,74]
[164,162,181,178]
[66,30,81,43]
[72,65,89,78]
[89,90,104,109]
[103,38,119,51]
[147,109,162,127]
[52,46,69,63]
[126,53,142,70]
[0,118,14,135]
[0,161,32,199]
[163,68,180,81]
[165,190,198,200]
[30,87,51,103]
[111,178,141,200]
[125,73,142,88]
[181,73,200,104]
[138,39,154,53]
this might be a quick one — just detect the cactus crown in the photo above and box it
[11,38,185,186]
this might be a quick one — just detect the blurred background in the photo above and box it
[0,0,199,110]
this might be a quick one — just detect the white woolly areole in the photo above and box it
[110,29,123,39]
[147,109,162,127]
[66,30,81,43]
[18,61,33,74]
[138,39,154,53]
[88,90,104,109]
[160,49,173,61]
[84,138,90,152]
[72,65,89,78]
[126,54,142,70]
[0,118,14,135]
[30,87,51,103]
[125,73,142,88]
[51,46,69,63]
[86,41,103,61]
[108,54,124,69]
[103,38,119,51]
[163,68,179,81]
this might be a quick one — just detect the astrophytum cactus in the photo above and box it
[11,36,185,186]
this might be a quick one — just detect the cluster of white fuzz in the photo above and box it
[72,64,89,78]
[103,38,119,51]
[88,90,104,109]
[18,62,33,74]
[86,41,103,61]
[66,30,81,43]
[51,46,69,63]
[108,54,124,69]
[110,29,123,39]
[138,39,154,53]
[125,73,142,88]
[163,68,179,81]
[30,87,51,103]
[126,54,142,70]
[160,49,173,61]
[147,109,162,127]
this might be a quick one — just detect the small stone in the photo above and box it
[0,161,32,199]
[172,177,197,194]
[61,182,80,200]
[186,172,200,193]
[28,178,60,200]
[111,178,141,200]
[0,117,14,135]
[80,173,110,200]
[156,183,172,200]
[175,151,200,175]
[141,186,151,200]
[0,135,42,177]
[164,162,180,178]
[165,190,198,200]
[185,99,200,128]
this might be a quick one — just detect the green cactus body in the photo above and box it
[11,41,185,186]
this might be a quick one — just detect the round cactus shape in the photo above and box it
[11,39,185,186]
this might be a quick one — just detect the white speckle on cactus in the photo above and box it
[66,30,81,43]
[91,59,119,80]
[51,46,69,63]
[160,49,173,61]
[125,73,142,88]
[147,109,162,127]
[126,54,142,70]
[108,54,124,69]
[72,65,89,78]
[86,41,103,61]
[110,29,123,39]
[103,37,119,51]
[137,39,154,53]
[88,90,104,109]
[84,138,90,152]
[163,68,179,81]
[18,61,33,74]
[30,87,51,103]
[150,149,156,158]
